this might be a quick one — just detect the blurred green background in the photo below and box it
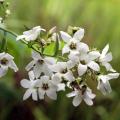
[0,0,120,120]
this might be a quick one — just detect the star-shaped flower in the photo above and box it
[60,28,89,55]
[67,86,96,106]
[99,44,115,72]
[68,51,100,76]
[20,71,38,100]
[16,26,46,41]
[97,73,119,95]
[0,52,18,77]
[36,75,58,100]
[26,51,56,78]
[51,62,75,82]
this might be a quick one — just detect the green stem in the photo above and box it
[0,30,7,52]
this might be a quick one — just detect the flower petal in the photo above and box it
[32,51,42,60]
[88,61,100,71]
[32,89,38,101]
[73,95,82,107]
[28,71,35,80]
[38,88,45,100]
[83,97,93,106]
[60,31,72,43]
[62,44,70,55]
[0,67,8,78]
[57,83,65,91]
[8,60,18,72]
[102,44,109,56]
[46,89,57,100]
[73,28,84,41]
[97,80,112,95]
[64,71,75,82]
[45,57,56,65]
[66,91,78,98]
[78,64,87,76]
[23,89,32,100]
[102,52,112,62]
[88,51,100,61]
[20,79,31,88]
[33,63,42,78]
[25,60,35,71]
[77,42,89,54]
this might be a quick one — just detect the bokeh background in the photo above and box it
[0,0,120,120]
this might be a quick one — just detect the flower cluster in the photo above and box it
[19,26,119,107]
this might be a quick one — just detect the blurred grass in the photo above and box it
[0,0,120,120]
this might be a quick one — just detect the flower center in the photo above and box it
[70,81,80,90]
[38,59,44,64]
[81,85,87,95]
[0,58,9,65]
[69,42,76,50]
[61,68,67,74]
[42,83,49,90]
[80,60,86,65]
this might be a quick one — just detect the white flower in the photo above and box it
[67,87,96,106]
[26,51,56,78]
[68,51,100,76]
[60,28,89,55]
[97,73,119,95]
[51,62,75,82]
[20,71,38,100]
[0,52,18,78]
[52,74,65,91]
[36,75,57,100]
[16,26,46,41]
[99,44,115,72]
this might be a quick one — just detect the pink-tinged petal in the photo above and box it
[73,95,82,107]
[78,64,87,76]
[60,31,72,43]
[73,28,84,41]
[88,61,100,71]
